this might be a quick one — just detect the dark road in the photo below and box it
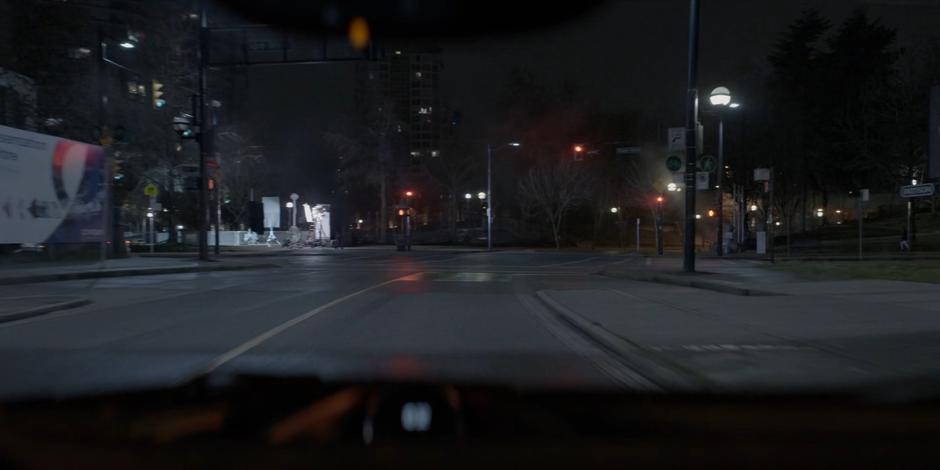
[3,249,940,400]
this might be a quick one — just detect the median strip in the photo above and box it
[0,262,281,286]
[0,296,92,323]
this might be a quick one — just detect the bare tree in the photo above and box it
[517,159,591,249]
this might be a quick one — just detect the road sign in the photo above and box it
[668,127,685,152]
[143,183,159,197]
[860,188,870,202]
[695,172,710,190]
[698,154,717,172]
[754,168,770,181]
[900,183,935,198]
[615,146,641,155]
[665,155,683,172]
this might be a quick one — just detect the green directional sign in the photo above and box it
[665,155,683,172]
[699,154,717,172]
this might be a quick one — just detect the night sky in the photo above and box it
[235,0,940,202]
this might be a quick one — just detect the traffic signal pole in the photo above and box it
[683,0,701,273]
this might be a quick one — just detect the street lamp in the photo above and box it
[285,201,294,208]
[477,191,486,200]
[709,87,731,106]
[750,204,759,212]
[708,86,740,257]
[289,193,299,229]
[610,207,619,214]
[464,193,472,200]
[486,142,521,250]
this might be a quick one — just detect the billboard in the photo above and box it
[0,125,107,244]
[262,196,280,228]
[929,85,940,180]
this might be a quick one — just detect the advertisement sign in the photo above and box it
[0,125,107,244]
[262,196,280,228]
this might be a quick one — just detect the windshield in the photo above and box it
[1,0,939,407]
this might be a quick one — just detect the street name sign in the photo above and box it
[900,183,935,198]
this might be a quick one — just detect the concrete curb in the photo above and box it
[534,290,709,392]
[0,262,280,286]
[0,297,92,323]
[597,270,785,296]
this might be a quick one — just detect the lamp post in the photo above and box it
[289,193,299,229]
[709,86,740,257]
[486,142,521,250]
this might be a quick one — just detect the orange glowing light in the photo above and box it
[348,17,370,50]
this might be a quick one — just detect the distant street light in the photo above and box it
[119,41,136,49]
[610,207,619,214]
[750,204,758,212]
[477,191,486,200]
[285,202,294,208]
[656,196,664,203]
[357,219,364,224]
[695,214,702,220]
[464,193,472,200]
[404,190,414,197]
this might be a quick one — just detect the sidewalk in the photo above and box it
[0,256,280,286]
[536,275,940,392]
[599,255,796,296]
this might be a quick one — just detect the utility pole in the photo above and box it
[486,144,493,251]
[196,0,209,261]
[715,117,724,256]
[683,0,701,272]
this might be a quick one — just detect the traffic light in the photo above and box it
[151,80,166,109]
[573,144,584,161]
[707,209,716,217]
[398,209,405,217]
[208,178,215,191]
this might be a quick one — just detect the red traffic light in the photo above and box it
[208,178,215,190]
[404,190,414,197]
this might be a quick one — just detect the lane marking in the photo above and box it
[183,272,420,382]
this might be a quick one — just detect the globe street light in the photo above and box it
[464,193,472,200]
[709,87,731,106]
[477,192,486,200]
[708,86,740,256]
[610,207,619,214]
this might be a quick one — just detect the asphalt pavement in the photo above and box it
[1,248,940,400]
